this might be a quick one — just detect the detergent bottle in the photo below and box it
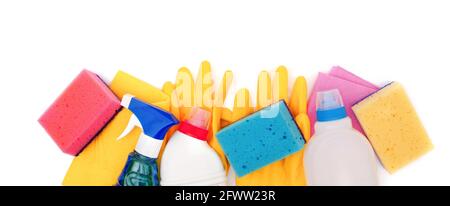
[304,89,378,186]
[117,94,179,186]
[160,107,227,186]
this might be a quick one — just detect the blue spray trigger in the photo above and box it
[117,94,179,141]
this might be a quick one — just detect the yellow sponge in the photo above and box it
[352,82,433,173]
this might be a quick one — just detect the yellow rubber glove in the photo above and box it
[160,61,233,170]
[223,66,311,186]
[63,71,171,186]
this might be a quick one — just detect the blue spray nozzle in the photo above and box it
[316,89,347,122]
[118,94,179,140]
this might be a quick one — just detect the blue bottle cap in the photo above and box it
[316,89,347,122]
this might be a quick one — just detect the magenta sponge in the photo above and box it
[38,69,121,155]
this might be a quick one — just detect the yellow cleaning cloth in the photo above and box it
[352,82,433,173]
[63,71,170,186]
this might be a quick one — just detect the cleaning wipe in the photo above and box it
[63,70,171,186]
[38,69,121,155]
[308,71,378,135]
[329,66,379,90]
[352,82,433,173]
[217,100,305,177]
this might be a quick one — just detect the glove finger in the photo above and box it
[295,113,311,142]
[213,70,233,109]
[175,67,194,120]
[162,81,180,120]
[194,61,213,110]
[232,88,254,121]
[289,76,307,117]
[257,71,273,110]
[211,71,233,134]
[273,66,288,103]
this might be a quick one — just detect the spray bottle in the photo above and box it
[304,89,378,186]
[160,107,227,186]
[116,94,179,186]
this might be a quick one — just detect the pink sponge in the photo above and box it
[308,70,378,135]
[38,69,121,155]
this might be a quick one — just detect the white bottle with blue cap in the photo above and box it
[304,89,379,186]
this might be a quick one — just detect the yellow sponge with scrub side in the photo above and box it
[352,82,433,173]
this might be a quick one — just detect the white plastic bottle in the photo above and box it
[304,89,379,186]
[160,108,227,186]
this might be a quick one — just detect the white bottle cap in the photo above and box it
[135,134,163,159]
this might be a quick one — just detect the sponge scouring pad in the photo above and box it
[38,69,121,155]
[352,82,433,173]
[216,101,305,177]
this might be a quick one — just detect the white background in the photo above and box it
[0,0,449,186]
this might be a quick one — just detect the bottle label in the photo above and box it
[117,152,159,186]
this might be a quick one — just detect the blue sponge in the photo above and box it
[216,101,305,177]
